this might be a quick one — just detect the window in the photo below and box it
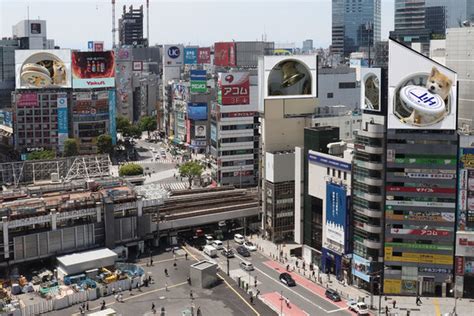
[327,92,334,98]
[339,82,356,89]
[327,167,330,175]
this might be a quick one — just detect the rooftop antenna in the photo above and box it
[146,0,150,47]
[111,0,116,48]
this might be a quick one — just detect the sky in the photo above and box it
[0,0,395,51]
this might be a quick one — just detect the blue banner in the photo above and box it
[184,47,198,65]
[57,96,68,134]
[0,111,12,127]
[187,103,208,120]
[325,183,348,254]
[190,70,206,81]
[309,153,351,171]
[108,90,117,145]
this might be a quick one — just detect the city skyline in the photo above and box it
[1,0,395,50]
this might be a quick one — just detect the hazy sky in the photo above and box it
[0,0,395,50]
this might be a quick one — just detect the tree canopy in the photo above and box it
[139,116,157,137]
[63,138,78,157]
[28,150,55,160]
[97,134,113,154]
[119,163,144,177]
[179,161,204,189]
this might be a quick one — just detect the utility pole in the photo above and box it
[280,291,284,316]
[227,239,230,276]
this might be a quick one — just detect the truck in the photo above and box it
[347,300,370,315]
[203,245,217,258]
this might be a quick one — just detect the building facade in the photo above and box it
[118,5,147,47]
[318,67,361,110]
[331,0,381,56]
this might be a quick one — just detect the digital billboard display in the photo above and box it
[195,124,206,138]
[187,103,208,121]
[218,72,250,105]
[15,49,72,89]
[388,39,457,130]
[214,42,236,67]
[324,183,348,254]
[71,51,115,88]
[198,47,211,64]
[184,47,198,65]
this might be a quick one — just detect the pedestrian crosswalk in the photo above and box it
[133,159,176,165]
[159,182,188,191]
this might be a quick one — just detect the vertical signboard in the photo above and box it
[214,42,236,67]
[388,39,457,130]
[108,90,117,145]
[190,70,207,93]
[324,183,347,254]
[164,44,184,66]
[197,47,211,64]
[57,94,68,150]
[184,47,198,65]
[218,72,250,105]
[459,145,474,230]
[211,124,217,142]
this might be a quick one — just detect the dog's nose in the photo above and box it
[429,86,435,91]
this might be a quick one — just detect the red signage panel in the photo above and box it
[218,72,250,105]
[197,47,211,64]
[214,42,236,67]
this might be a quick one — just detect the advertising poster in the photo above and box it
[71,51,115,88]
[173,83,188,101]
[190,70,207,93]
[184,47,198,65]
[198,47,211,64]
[214,42,236,67]
[218,72,250,105]
[211,124,217,142]
[0,111,12,127]
[116,62,132,108]
[57,94,68,150]
[456,232,474,257]
[16,93,38,107]
[388,39,457,130]
[132,61,143,71]
[266,57,314,97]
[108,90,117,145]
[352,254,371,282]
[324,183,347,254]
[459,147,474,229]
[93,42,104,52]
[195,124,206,138]
[15,49,72,89]
[360,68,381,112]
[164,44,184,66]
[116,48,131,61]
[187,103,208,121]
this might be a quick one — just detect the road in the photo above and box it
[197,239,353,316]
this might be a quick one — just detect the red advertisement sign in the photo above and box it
[390,228,450,237]
[386,186,455,194]
[455,257,464,276]
[17,93,38,107]
[226,111,255,118]
[218,72,250,105]
[186,119,191,144]
[214,42,236,67]
[71,51,115,88]
[197,47,211,64]
[93,42,104,52]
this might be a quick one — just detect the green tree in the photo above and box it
[116,116,131,133]
[97,134,113,154]
[63,138,78,157]
[119,163,144,177]
[179,161,204,189]
[127,125,143,139]
[28,150,55,160]
[139,116,157,137]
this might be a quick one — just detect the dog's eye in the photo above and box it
[431,80,435,83]
[439,85,443,88]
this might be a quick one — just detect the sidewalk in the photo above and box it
[249,235,474,316]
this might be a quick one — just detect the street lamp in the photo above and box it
[279,291,284,316]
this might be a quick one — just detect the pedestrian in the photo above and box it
[393,300,396,309]
[173,253,177,261]
[254,278,257,288]
[185,253,188,260]
[286,298,290,308]
[165,268,169,277]
[385,305,389,315]
[101,300,106,310]
[172,248,175,254]
[250,295,254,304]
[82,303,86,311]
[196,306,202,316]
[416,295,422,306]
[406,311,410,316]
[160,307,166,316]
[112,287,116,295]
[187,276,191,285]
[86,302,89,311]
[256,289,261,296]
[129,287,133,295]
[286,264,290,271]
[79,306,83,314]
[150,257,154,266]
[119,293,123,302]
[152,303,156,314]
[173,261,177,270]
[165,282,168,291]
[190,290,193,299]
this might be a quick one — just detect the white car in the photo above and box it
[234,234,245,244]
[347,300,369,315]
[243,241,257,251]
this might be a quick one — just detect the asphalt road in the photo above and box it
[198,239,352,316]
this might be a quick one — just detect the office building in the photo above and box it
[445,27,474,128]
[0,38,19,109]
[425,5,446,37]
[119,5,147,47]
[425,0,474,29]
[12,20,55,50]
[210,72,258,187]
[312,106,361,141]
[331,0,381,56]
[318,67,361,110]
[302,39,313,53]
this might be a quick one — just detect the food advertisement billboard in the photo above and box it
[71,51,115,88]
[198,47,211,64]
[15,49,72,89]
[164,45,184,66]
[214,42,236,67]
[388,39,457,130]
[324,183,348,254]
[360,68,381,112]
[218,72,250,105]
[187,103,208,121]
[184,47,198,65]
[195,124,206,138]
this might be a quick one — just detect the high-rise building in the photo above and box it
[118,5,147,47]
[12,20,55,50]
[331,0,381,56]
[0,38,19,109]
[445,27,474,127]
[426,0,474,28]
[302,39,313,53]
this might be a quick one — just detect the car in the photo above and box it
[211,240,223,250]
[239,260,254,271]
[203,245,217,258]
[205,235,214,245]
[221,248,234,258]
[243,241,257,251]
[236,245,251,257]
[279,273,296,287]
[325,288,341,302]
[234,234,245,244]
[347,300,369,315]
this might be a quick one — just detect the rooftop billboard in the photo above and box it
[71,51,115,88]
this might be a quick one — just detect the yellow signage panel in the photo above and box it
[384,279,402,294]
[384,248,453,265]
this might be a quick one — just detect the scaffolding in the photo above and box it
[0,155,111,187]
